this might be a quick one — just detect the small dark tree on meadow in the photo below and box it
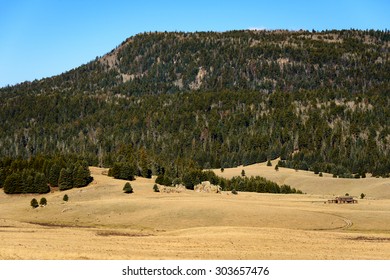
[153,184,159,192]
[123,182,133,194]
[319,172,323,177]
[39,197,47,206]
[345,193,350,196]
[63,194,69,202]
[31,198,39,208]
[231,189,238,195]
[267,160,272,166]
[241,170,246,177]
[221,167,224,173]
[275,165,279,171]
[360,193,366,199]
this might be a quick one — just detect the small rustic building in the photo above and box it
[327,196,358,204]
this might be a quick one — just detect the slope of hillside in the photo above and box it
[2,29,388,96]
[0,167,390,259]
[212,160,390,199]
[0,29,389,182]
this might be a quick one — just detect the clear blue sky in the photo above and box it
[0,0,389,87]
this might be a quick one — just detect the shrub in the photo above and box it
[241,170,246,177]
[155,175,172,186]
[231,189,238,195]
[360,193,366,199]
[319,172,323,177]
[31,198,39,208]
[153,184,159,192]
[267,160,272,166]
[275,165,279,171]
[63,194,69,202]
[39,197,47,206]
[123,182,133,194]
[345,193,350,196]
[220,167,224,173]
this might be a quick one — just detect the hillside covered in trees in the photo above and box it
[0,29,389,191]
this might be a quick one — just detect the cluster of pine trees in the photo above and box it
[0,155,92,194]
[228,176,302,194]
[154,168,301,194]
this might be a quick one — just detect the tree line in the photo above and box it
[0,155,92,194]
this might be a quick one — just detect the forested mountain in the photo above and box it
[0,29,389,183]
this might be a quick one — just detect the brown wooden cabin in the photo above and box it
[327,196,358,204]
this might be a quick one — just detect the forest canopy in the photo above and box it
[0,29,389,192]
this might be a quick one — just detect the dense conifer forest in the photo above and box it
[0,29,389,193]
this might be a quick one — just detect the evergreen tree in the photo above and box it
[34,172,50,193]
[3,173,20,194]
[0,168,5,188]
[123,182,133,194]
[58,168,73,191]
[124,163,136,180]
[25,175,35,193]
[48,163,61,187]
[63,194,69,202]
[39,197,47,206]
[30,198,39,208]
[153,184,159,192]
[73,165,89,187]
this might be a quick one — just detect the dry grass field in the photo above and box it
[1,163,390,260]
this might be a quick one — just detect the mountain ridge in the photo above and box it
[0,29,389,178]
[2,29,389,95]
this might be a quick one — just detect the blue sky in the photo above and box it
[0,0,389,87]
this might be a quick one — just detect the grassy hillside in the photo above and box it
[0,166,389,259]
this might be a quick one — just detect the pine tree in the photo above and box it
[63,194,69,202]
[73,165,87,187]
[120,163,135,180]
[25,175,35,193]
[3,173,19,194]
[34,172,50,194]
[153,184,159,192]
[58,168,73,191]
[30,198,39,208]
[39,197,47,206]
[48,163,61,187]
[123,182,133,194]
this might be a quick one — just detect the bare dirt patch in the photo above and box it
[96,230,153,237]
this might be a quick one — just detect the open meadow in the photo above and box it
[1,163,390,259]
